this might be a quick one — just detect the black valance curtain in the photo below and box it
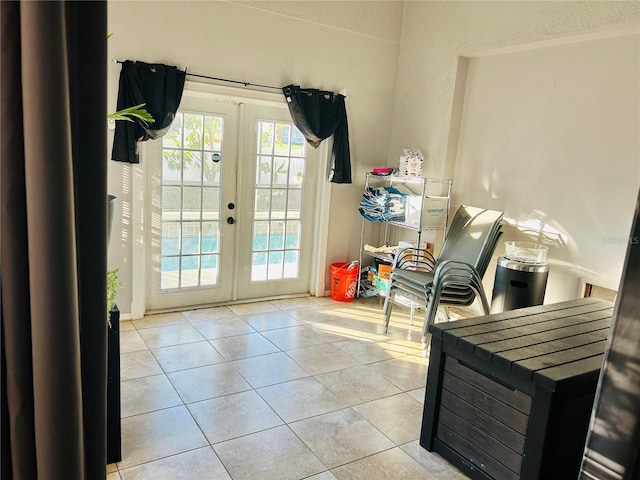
[111,60,186,163]
[283,85,351,184]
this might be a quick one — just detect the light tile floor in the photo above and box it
[107,296,469,480]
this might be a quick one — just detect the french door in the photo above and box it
[146,93,318,310]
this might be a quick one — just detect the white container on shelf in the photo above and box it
[403,196,448,229]
[399,149,424,177]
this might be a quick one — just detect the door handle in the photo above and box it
[228,202,235,210]
[227,217,235,225]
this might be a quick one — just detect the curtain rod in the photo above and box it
[113,60,282,92]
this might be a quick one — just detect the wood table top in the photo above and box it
[428,298,614,391]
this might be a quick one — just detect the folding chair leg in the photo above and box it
[432,306,448,324]
[421,297,440,340]
[381,290,394,333]
[478,289,490,315]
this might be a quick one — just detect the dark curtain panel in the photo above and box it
[282,84,352,184]
[111,60,186,163]
[1,1,107,479]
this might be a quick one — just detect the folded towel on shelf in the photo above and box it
[358,186,406,222]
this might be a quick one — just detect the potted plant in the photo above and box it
[106,267,123,463]
[107,268,122,325]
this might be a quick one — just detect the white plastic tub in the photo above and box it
[503,241,548,264]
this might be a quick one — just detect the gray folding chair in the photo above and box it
[381,205,504,341]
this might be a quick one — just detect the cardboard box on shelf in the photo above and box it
[398,240,434,253]
[374,275,390,294]
[378,263,392,280]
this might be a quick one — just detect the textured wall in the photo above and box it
[388,1,640,178]
[389,1,640,307]
[229,1,404,42]
[456,34,639,298]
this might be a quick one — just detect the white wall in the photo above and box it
[107,1,402,315]
[388,1,639,174]
[455,33,639,301]
[389,1,640,308]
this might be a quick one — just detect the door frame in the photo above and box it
[129,81,331,317]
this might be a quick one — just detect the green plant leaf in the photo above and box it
[108,103,155,126]
[107,268,123,326]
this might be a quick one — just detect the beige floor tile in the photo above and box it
[133,311,187,330]
[290,408,394,468]
[257,377,348,423]
[269,296,318,310]
[182,306,235,322]
[120,350,163,381]
[116,298,469,478]
[190,316,256,339]
[120,406,208,469]
[119,447,231,480]
[119,320,135,332]
[365,357,429,391]
[227,301,279,316]
[121,375,182,418]
[241,311,303,331]
[315,316,394,338]
[286,307,349,324]
[137,324,205,349]
[307,472,338,480]
[285,343,360,375]
[407,387,426,404]
[387,328,430,352]
[209,333,279,361]
[151,341,226,372]
[231,352,309,388]
[119,330,148,353]
[168,363,251,403]
[401,441,470,479]
[214,425,325,480]
[315,365,401,406]
[310,321,389,343]
[308,296,341,306]
[314,302,391,328]
[261,325,334,351]
[331,447,437,480]
[188,390,283,444]
[334,339,407,364]
[375,338,426,357]
[352,393,423,445]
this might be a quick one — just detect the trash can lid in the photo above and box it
[497,256,549,272]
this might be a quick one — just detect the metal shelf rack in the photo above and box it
[357,173,452,299]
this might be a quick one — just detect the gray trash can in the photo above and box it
[490,256,549,313]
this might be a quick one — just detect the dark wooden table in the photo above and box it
[420,298,614,480]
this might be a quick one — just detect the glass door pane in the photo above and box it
[160,111,223,289]
[251,120,306,281]
[146,95,237,311]
[235,104,318,300]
